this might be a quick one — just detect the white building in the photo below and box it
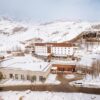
[0,55,51,82]
[34,43,78,57]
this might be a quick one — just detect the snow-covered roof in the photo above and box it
[1,62,50,72]
[35,43,76,47]
[0,55,51,72]
[52,60,77,65]
[77,53,100,68]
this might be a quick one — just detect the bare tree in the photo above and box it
[0,72,3,80]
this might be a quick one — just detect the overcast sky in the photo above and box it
[0,0,100,22]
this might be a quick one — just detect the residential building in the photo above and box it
[34,43,78,59]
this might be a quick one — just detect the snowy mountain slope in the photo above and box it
[0,17,99,52]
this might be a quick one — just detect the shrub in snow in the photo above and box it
[0,72,3,80]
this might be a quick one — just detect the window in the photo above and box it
[15,74,18,79]
[39,76,46,82]
[31,75,36,82]
[21,75,25,80]
[39,76,43,81]
[9,74,13,78]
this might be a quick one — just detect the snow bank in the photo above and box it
[0,90,100,100]
[64,74,75,79]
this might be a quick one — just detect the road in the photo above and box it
[0,74,100,94]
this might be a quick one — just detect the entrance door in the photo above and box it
[47,46,51,53]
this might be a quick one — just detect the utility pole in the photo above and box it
[37,28,40,38]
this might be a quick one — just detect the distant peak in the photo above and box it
[0,16,13,21]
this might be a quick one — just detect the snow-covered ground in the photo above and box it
[70,74,100,88]
[64,74,75,79]
[45,74,60,84]
[0,90,100,100]
[0,18,95,52]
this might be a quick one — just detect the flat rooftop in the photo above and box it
[52,60,77,65]
[35,43,76,47]
[0,55,51,72]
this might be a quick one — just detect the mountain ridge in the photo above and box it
[0,18,100,52]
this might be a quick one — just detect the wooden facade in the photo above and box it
[51,64,76,74]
